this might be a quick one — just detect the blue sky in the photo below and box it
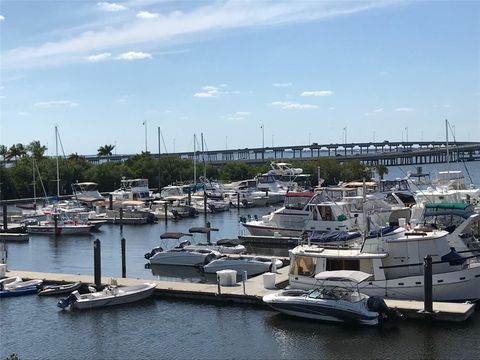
[0,0,479,156]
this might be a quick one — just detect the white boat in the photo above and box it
[3,279,43,290]
[26,220,93,235]
[110,178,154,202]
[202,255,284,276]
[289,228,480,301]
[72,181,106,206]
[0,276,23,289]
[57,283,156,310]
[145,232,220,266]
[263,270,398,325]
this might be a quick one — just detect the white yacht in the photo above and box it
[71,182,105,206]
[203,255,284,276]
[110,178,154,202]
[289,228,480,301]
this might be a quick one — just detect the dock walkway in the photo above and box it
[5,268,476,322]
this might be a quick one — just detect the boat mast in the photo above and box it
[32,158,36,207]
[201,132,206,179]
[158,126,161,193]
[445,119,450,163]
[55,125,60,197]
[193,134,197,184]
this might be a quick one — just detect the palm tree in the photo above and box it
[0,145,8,161]
[28,140,47,160]
[7,144,25,161]
[97,144,115,157]
[376,164,389,180]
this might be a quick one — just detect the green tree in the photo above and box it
[0,145,8,161]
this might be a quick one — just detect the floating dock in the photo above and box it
[0,233,30,242]
[4,268,476,322]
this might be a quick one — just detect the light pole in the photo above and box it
[342,127,347,144]
[173,138,176,153]
[143,120,148,152]
[272,134,274,147]
[261,124,265,159]
[405,126,408,142]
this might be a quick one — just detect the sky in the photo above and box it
[0,0,479,156]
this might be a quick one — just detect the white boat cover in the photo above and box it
[314,270,372,283]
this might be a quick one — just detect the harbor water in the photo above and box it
[1,162,480,359]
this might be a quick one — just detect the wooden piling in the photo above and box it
[2,203,7,231]
[121,237,126,278]
[94,239,101,288]
[424,255,433,313]
[119,207,124,234]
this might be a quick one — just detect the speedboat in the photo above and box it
[145,232,220,266]
[202,255,284,276]
[57,283,156,310]
[263,270,398,326]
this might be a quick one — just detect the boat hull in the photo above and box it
[263,293,379,325]
[72,284,155,309]
[38,282,82,296]
[0,286,39,297]
[289,264,480,302]
[26,225,92,235]
[203,257,282,276]
[149,251,215,266]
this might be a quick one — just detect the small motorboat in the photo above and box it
[0,278,43,298]
[145,232,220,266]
[57,283,156,310]
[202,255,284,276]
[183,239,246,255]
[263,270,400,326]
[38,282,82,296]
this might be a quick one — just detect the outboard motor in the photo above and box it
[144,246,163,260]
[367,296,402,320]
[57,290,80,310]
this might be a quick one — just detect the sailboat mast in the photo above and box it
[445,119,450,163]
[32,158,36,205]
[201,132,206,179]
[158,126,161,193]
[193,134,197,184]
[55,125,60,197]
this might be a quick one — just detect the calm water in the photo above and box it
[1,161,480,360]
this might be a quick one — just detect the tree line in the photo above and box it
[0,141,385,200]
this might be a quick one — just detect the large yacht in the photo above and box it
[288,228,480,301]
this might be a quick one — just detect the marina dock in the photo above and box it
[6,267,475,322]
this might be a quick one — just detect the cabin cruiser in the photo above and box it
[263,270,398,325]
[72,181,106,207]
[110,178,154,202]
[288,228,480,301]
[105,200,157,224]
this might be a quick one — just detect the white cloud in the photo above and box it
[301,90,334,97]
[395,107,415,112]
[223,111,251,121]
[137,11,159,19]
[34,100,79,108]
[3,1,399,69]
[0,15,5,22]
[86,52,111,62]
[97,2,127,12]
[117,51,152,60]
[194,85,219,98]
[271,101,318,110]
[273,83,292,87]
[373,108,383,113]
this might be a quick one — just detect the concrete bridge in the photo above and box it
[85,140,480,166]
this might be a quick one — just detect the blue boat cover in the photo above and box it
[309,230,361,243]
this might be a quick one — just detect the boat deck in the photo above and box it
[5,267,475,322]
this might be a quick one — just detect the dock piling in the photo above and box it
[206,221,211,244]
[109,194,113,210]
[54,213,59,237]
[424,255,433,313]
[242,270,247,295]
[188,188,191,205]
[121,237,126,278]
[203,192,207,218]
[94,239,102,288]
[164,203,168,225]
[217,275,221,295]
[2,203,7,231]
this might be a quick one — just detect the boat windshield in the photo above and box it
[308,286,359,301]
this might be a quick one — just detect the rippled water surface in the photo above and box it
[1,162,480,359]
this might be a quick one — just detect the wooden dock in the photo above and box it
[4,268,476,322]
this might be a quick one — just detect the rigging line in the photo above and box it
[56,128,67,159]
[448,121,474,184]
[160,131,169,154]
[35,160,50,204]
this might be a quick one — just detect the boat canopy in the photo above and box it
[425,202,471,210]
[314,270,372,283]
[160,232,193,239]
[189,227,219,234]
